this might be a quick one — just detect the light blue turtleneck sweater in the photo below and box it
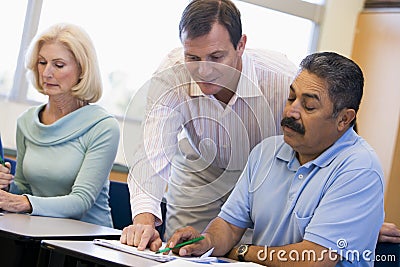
[10,104,120,227]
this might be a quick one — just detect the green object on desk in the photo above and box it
[155,236,205,254]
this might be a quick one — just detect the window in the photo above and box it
[0,1,27,98]
[235,1,314,65]
[30,0,187,115]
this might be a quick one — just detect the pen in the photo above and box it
[155,235,205,254]
[0,155,5,167]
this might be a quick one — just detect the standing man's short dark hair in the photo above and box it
[179,0,242,48]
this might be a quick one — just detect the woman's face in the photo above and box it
[37,42,81,97]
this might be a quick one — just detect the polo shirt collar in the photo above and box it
[277,127,359,169]
[310,127,358,168]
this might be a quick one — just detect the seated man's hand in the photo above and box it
[0,162,13,190]
[378,222,400,243]
[166,226,212,257]
[120,212,162,251]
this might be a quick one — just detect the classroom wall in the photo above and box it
[351,9,400,225]
[318,0,365,57]
[385,122,400,226]
[352,10,400,188]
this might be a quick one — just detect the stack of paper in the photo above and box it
[93,239,218,263]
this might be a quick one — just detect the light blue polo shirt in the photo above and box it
[219,128,384,266]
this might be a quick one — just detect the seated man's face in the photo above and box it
[182,22,245,98]
[281,70,341,163]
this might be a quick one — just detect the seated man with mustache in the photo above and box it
[166,52,384,267]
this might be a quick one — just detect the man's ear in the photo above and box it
[236,34,247,56]
[337,108,356,131]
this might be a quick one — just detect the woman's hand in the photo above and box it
[0,162,13,190]
[0,190,32,213]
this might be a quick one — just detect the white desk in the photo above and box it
[39,240,159,267]
[0,213,121,267]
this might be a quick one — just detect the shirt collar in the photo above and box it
[310,127,359,168]
[277,127,359,169]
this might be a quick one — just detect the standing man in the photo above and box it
[167,52,384,267]
[121,0,296,250]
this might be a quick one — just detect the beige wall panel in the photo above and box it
[352,11,400,225]
[352,11,400,187]
[385,122,400,225]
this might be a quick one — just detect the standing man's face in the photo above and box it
[182,22,246,104]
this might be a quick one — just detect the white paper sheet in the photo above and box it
[93,239,218,263]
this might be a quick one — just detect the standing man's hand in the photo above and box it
[120,212,162,251]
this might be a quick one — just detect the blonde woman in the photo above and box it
[0,23,120,227]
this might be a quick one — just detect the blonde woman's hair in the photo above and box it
[25,23,102,103]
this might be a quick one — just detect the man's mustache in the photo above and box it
[281,117,305,135]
